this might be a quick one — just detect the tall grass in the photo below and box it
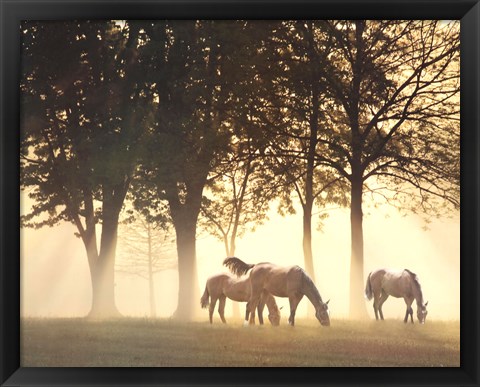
[21,318,459,367]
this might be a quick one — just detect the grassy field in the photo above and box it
[21,318,459,367]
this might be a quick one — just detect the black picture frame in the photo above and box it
[1,0,479,385]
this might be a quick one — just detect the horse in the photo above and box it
[200,273,281,326]
[223,257,330,327]
[365,268,428,324]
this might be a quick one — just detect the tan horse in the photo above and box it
[365,268,428,323]
[200,273,281,325]
[223,257,330,327]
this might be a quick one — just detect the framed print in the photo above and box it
[1,0,479,386]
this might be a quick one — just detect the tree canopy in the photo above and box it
[21,20,460,320]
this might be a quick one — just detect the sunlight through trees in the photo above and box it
[21,20,459,320]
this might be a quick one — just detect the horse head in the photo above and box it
[268,306,282,326]
[315,299,330,327]
[417,301,428,324]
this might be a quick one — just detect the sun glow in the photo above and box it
[21,192,460,321]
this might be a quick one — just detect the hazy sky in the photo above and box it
[20,192,460,321]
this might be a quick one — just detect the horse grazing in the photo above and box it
[200,273,281,326]
[223,257,330,327]
[365,268,428,324]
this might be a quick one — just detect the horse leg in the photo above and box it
[373,292,381,320]
[247,298,260,325]
[218,295,227,324]
[288,294,302,327]
[257,300,265,325]
[209,297,218,324]
[404,306,414,323]
[257,290,269,325]
[378,291,389,320]
[247,282,263,325]
[404,297,414,324]
[408,301,414,324]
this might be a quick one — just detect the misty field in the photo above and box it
[21,318,459,367]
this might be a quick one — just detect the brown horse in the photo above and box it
[365,268,428,323]
[223,257,330,327]
[200,273,281,325]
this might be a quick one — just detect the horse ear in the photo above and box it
[325,299,330,305]
[425,301,428,306]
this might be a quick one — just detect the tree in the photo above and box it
[248,20,459,319]
[199,93,279,258]
[20,21,148,318]
[314,20,460,318]
[201,158,271,257]
[132,21,255,320]
[253,21,348,284]
[116,212,177,318]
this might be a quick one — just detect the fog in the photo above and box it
[20,194,460,321]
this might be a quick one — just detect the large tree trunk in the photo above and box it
[302,205,315,282]
[303,95,316,285]
[303,43,319,316]
[88,257,120,318]
[302,203,316,318]
[147,224,157,318]
[87,213,121,318]
[349,174,368,319]
[167,177,205,321]
[303,128,316,284]
[85,183,127,319]
[173,218,200,320]
[303,20,319,286]
[347,20,368,320]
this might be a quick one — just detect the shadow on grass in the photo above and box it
[20,317,459,367]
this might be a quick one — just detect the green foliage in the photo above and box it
[21,21,148,231]
[22,20,459,236]
[21,20,460,232]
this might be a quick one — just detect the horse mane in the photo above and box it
[300,268,323,305]
[404,269,423,295]
[223,257,255,277]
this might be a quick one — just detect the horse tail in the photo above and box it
[200,284,210,309]
[365,272,373,301]
[223,257,254,277]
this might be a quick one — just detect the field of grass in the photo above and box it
[21,318,459,367]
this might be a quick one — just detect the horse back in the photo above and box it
[225,276,251,302]
[380,269,415,298]
[206,273,234,294]
[368,268,387,290]
[251,263,301,298]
